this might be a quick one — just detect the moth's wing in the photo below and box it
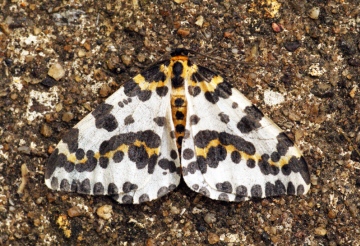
[181,65,310,202]
[45,62,181,204]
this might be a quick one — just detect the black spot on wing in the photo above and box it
[122,195,134,204]
[276,132,294,156]
[199,187,210,198]
[141,63,166,82]
[51,177,58,189]
[183,148,194,160]
[231,151,241,164]
[237,105,264,133]
[215,181,233,193]
[247,159,256,168]
[157,186,169,198]
[124,115,135,125]
[194,130,218,148]
[92,103,118,132]
[258,154,280,175]
[75,150,97,172]
[158,158,177,173]
[75,149,85,160]
[108,183,118,195]
[60,179,70,191]
[236,185,248,197]
[287,182,295,195]
[123,182,138,193]
[297,185,305,195]
[45,148,60,179]
[190,115,200,125]
[139,194,150,203]
[218,193,229,201]
[113,151,124,163]
[46,149,76,179]
[99,132,137,155]
[265,180,286,197]
[92,103,113,116]
[137,90,152,102]
[156,86,168,97]
[188,86,201,97]
[219,132,256,155]
[128,145,150,170]
[288,156,310,184]
[137,130,161,148]
[62,128,79,153]
[124,79,140,97]
[99,156,109,168]
[170,150,178,159]
[251,184,262,198]
[182,161,199,175]
[153,116,166,126]
[218,112,230,124]
[79,178,91,194]
[124,62,167,102]
[93,182,104,195]
[71,179,80,192]
[192,184,199,190]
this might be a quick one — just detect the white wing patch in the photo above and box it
[45,50,310,204]
[181,65,310,201]
[45,62,181,204]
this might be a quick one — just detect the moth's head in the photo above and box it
[171,48,192,57]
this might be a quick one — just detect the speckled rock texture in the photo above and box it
[0,1,359,245]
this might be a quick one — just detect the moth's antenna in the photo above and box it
[171,48,239,65]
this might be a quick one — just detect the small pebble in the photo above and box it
[308,63,326,77]
[99,84,112,97]
[328,210,337,219]
[33,27,41,35]
[121,55,132,66]
[284,41,300,52]
[309,7,320,19]
[195,16,204,27]
[271,23,283,33]
[62,112,74,122]
[40,123,52,137]
[68,206,82,217]
[48,63,65,81]
[137,53,146,62]
[348,57,360,67]
[97,205,112,220]
[208,232,220,244]
[10,93,18,100]
[40,77,57,87]
[177,28,190,37]
[78,49,86,58]
[314,227,327,236]
[83,42,91,51]
[174,0,187,3]
[223,32,233,38]
[18,146,31,155]
[204,213,217,224]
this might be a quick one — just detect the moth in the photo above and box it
[45,49,310,204]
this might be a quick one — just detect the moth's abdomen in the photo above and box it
[171,91,187,150]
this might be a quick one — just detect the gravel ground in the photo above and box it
[1,0,359,245]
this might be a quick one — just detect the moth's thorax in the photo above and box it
[169,57,191,150]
